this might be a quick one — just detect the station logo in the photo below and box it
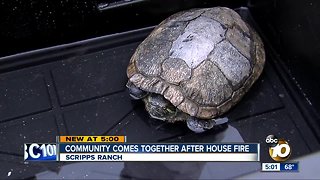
[24,143,57,161]
[265,135,291,162]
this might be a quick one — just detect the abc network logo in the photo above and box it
[265,135,291,162]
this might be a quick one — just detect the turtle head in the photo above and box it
[126,81,185,121]
[144,94,178,121]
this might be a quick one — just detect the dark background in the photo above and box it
[0,0,246,57]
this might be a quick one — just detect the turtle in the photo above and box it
[126,7,265,133]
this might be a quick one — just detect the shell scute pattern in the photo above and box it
[128,7,265,119]
[180,60,233,106]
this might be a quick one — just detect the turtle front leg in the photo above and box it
[186,117,229,133]
[126,81,148,100]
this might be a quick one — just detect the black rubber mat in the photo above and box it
[0,8,319,179]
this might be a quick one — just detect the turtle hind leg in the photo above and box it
[126,81,148,100]
[186,117,229,133]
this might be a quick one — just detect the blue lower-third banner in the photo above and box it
[24,143,260,162]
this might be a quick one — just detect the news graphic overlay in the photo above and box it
[24,143,57,161]
[59,136,126,143]
[59,143,260,162]
[266,135,291,162]
[58,136,259,162]
[261,135,298,172]
[25,136,260,162]
[261,162,299,172]
[23,136,125,161]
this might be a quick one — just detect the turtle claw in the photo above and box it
[213,117,229,126]
[126,81,148,100]
[186,117,229,133]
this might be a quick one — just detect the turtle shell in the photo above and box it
[127,7,265,119]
